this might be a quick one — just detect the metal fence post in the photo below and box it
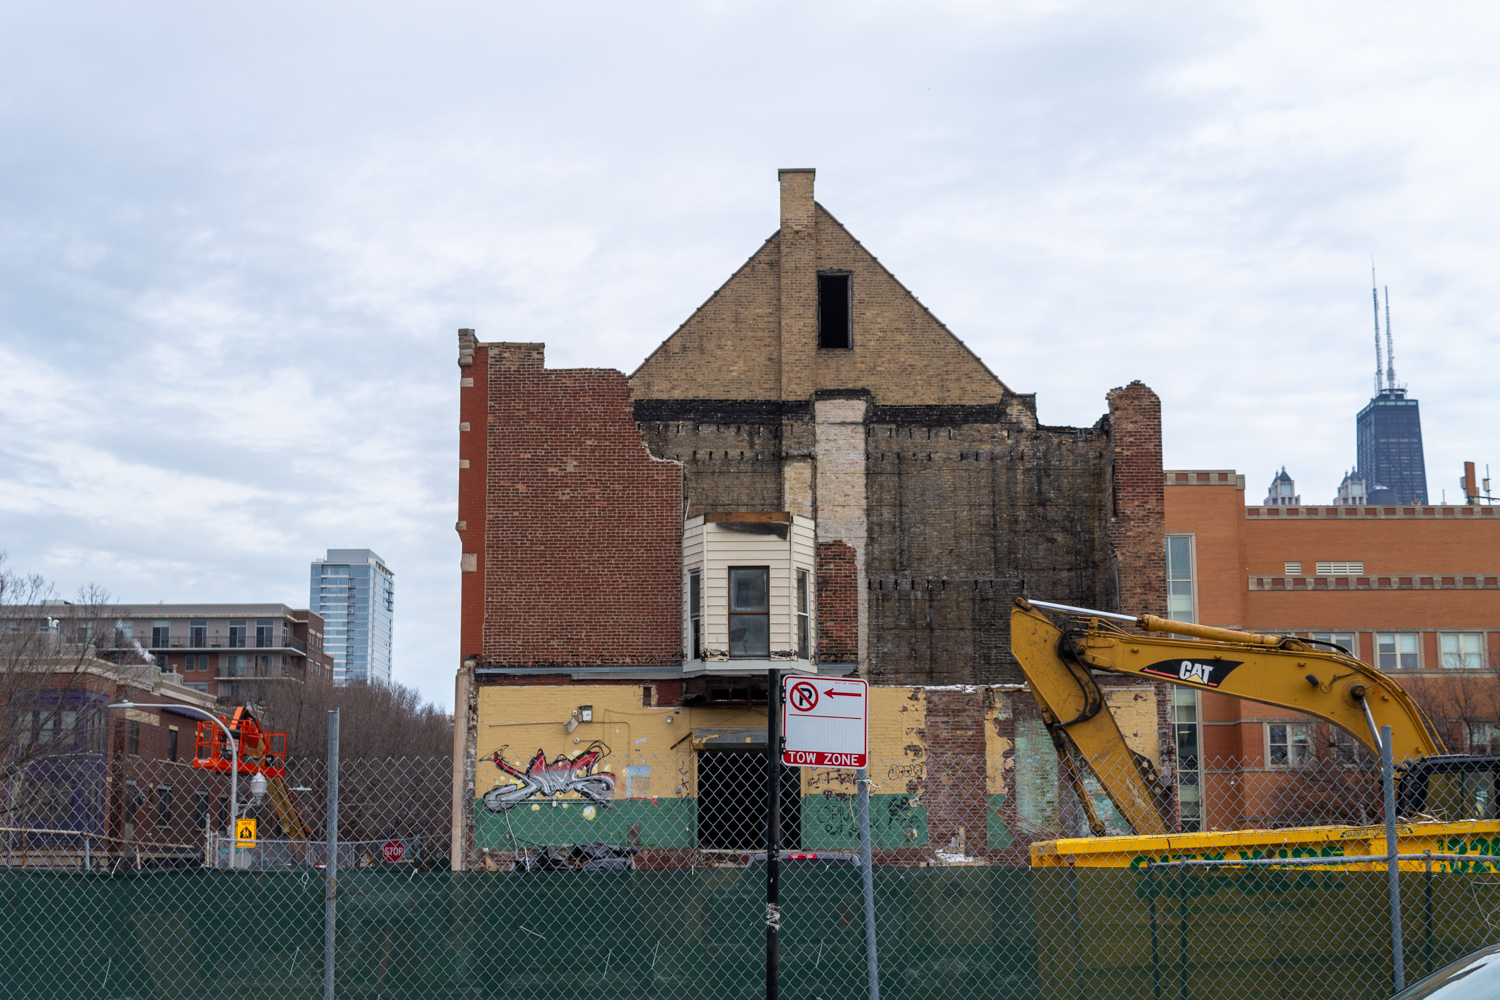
[1381,724,1404,993]
[325,708,340,1000]
[856,767,880,1000]
[766,668,781,1000]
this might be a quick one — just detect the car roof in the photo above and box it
[1393,941,1500,999]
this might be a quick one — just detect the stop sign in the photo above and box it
[381,839,406,863]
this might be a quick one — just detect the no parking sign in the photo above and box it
[780,676,868,768]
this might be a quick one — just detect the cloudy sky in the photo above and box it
[2,2,1497,708]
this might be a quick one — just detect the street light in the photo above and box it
[108,701,238,868]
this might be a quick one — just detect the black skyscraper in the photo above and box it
[1356,389,1427,503]
[1356,280,1428,504]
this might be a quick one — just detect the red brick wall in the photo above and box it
[922,688,988,856]
[1107,381,1166,617]
[478,343,683,667]
[816,540,858,663]
[458,334,489,664]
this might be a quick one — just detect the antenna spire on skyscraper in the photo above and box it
[1384,286,1396,391]
[1371,262,1384,397]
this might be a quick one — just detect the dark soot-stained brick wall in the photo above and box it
[865,402,1115,684]
[635,387,1165,685]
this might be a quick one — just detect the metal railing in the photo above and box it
[146,633,307,653]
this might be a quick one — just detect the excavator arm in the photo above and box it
[1010,597,1445,836]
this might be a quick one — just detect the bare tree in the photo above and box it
[0,554,134,828]
[1404,670,1500,753]
[256,676,453,760]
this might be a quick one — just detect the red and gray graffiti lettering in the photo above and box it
[483,742,616,812]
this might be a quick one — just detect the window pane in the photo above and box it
[729,569,768,612]
[1171,686,1197,723]
[1165,536,1194,623]
[729,614,769,657]
[689,571,701,616]
[797,571,808,614]
[1289,726,1312,765]
[1166,536,1191,577]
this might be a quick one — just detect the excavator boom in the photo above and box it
[1010,597,1444,835]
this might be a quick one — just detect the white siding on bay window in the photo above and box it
[681,515,816,666]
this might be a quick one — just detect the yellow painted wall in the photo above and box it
[478,684,943,801]
[477,685,767,801]
[1103,686,1160,764]
[476,683,1158,806]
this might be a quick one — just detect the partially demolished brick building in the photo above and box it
[449,169,1170,868]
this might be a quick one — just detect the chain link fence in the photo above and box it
[2,745,1498,998]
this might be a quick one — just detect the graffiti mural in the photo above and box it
[483,742,616,812]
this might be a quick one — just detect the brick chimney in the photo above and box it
[779,168,816,401]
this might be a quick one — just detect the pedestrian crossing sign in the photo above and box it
[236,818,257,848]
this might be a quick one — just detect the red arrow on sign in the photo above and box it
[827,690,861,697]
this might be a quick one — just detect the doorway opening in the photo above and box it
[697,749,802,850]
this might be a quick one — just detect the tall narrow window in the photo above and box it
[194,790,210,830]
[155,785,172,826]
[228,620,246,648]
[1166,535,1195,623]
[817,273,851,349]
[796,570,810,660]
[167,727,178,762]
[189,620,207,648]
[151,620,171,647]
[255,619,274,648]
[1172,688,1201,832]
[127,720,141,756]
[728,567,770,657]
[689,570,702,660]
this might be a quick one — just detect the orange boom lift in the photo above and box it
[190,708,313,851]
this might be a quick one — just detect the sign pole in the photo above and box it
[857,766,880,1000]
[1381,724,1404,993]
[767,667,781,1000]
[324,708,340,1000]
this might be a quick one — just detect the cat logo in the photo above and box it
[1139,657,1244,689]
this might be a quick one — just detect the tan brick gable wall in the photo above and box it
[630,170,1007,406]
[808,204,1007,406]
[630,236,784,400]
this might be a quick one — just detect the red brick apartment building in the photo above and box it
[1165,469,1500,829]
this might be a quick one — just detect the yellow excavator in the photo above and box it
[1010,597,1500,868]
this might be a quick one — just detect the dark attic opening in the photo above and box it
[817,272,851,349]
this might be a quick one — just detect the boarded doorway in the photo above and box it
[697,750,802,850]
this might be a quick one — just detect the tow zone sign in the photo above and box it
[781,675,869,768]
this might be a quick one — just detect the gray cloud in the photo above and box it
[3,1,1498,706]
